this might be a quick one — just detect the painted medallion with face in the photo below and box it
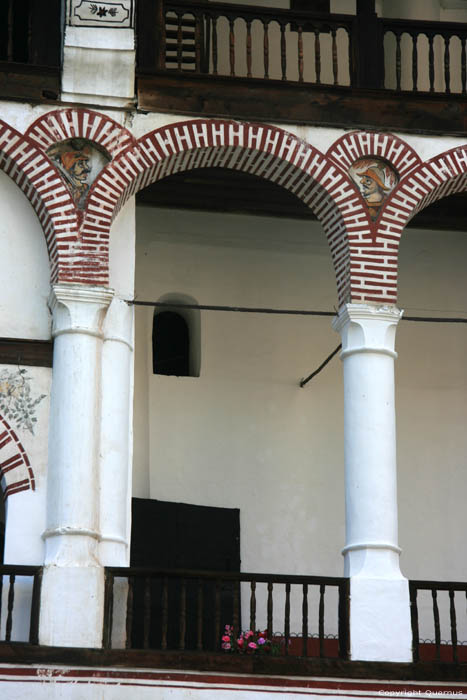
[47,138,109,209]
[349,158,399,221]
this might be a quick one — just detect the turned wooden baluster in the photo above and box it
[229,17,235,76]
[143,576,151,649]
[432,588,441,661]
[5,575,15,642]
[197,578,204,650]
[428,33,435,92]
[246,19,252,78]
[319,583,325,658]
[249,580,256,631]
[314,28,321,85]
[332,27,338,86]
[412,32,418,91]
[302,584,308,657]
[179,578,186,650]
[233,581,240,639]
[284,582,291,655]
[212,15,218,75]
[409,586,420,663]
[280,21,287,81]
[449,590,458,663]
[444,35,450,94]
[214,579,221,649]
[298,25,304,83]
[161,576,168,650]
[267,581,273,637]
[263,20,270,79]
[395,31,402,91]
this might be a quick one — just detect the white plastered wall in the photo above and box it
[0,169,52,640]
[397,225,467,646]
[133,201,467,641]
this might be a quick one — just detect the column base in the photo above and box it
[349,576,412,662]
[39,564,105,647]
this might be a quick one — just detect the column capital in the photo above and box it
[49,283,114,339]
[333,303,403,360]
[333,303,403,331]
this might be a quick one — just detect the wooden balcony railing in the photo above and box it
[0,565,42,645]
[103,567,349,659]
[136,0,467,132]
[410,580,467,664]
[383,18,467,94]
[137,0,467,94]
[0,0,61,101]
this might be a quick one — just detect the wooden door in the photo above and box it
[130,498,240,649]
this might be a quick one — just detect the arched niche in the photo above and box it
[153,293,201,378]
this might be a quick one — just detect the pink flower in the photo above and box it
[245,630,254,638]
[225,625,231,631]
[222,642,231,650]
[248,642,257,649]
[257,637,266,645]
[237,637,244,646]
[222,635,230,642]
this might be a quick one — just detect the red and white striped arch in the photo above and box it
[0,119,79,283]
[25,108,137,160]
[2,109,467,306]
[88,118,376,304]
[0,415,35,499]
[373,145,467,303]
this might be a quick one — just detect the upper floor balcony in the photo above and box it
[1,0,466,134]
[136,0,467,134]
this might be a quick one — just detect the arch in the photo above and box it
[327,131,421,178]
[0,414,35,499]
[25,108,137,159]
[0,119,79,283]
[15,108,465,306]
[88,118,375,305]
[374,144,467,302]
[379,145,467,239]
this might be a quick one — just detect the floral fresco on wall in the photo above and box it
[0,368,46,435]
[349,157,399,221]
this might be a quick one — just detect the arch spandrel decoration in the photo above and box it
[326,131,424,304]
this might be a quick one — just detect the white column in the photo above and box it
[333,303,412,663]
[99,297,134,567]
[40,283,114,648]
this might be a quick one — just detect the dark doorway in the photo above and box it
[130,498,240,650]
